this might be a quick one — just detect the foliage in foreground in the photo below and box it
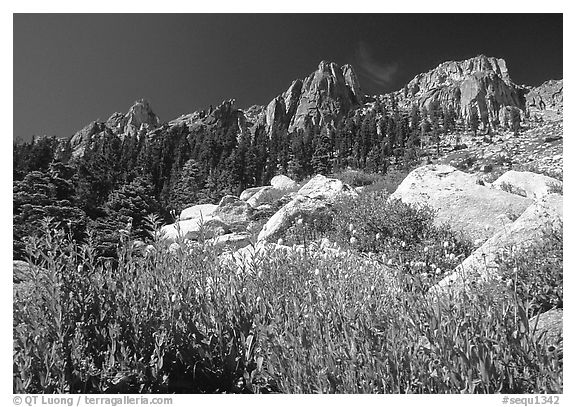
[284,190,474,290]
[14,215,562,394]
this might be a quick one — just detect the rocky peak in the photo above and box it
[205,99,241,128]
[400,55,523,128]
[261,61,363,137]
[341,64,363,103]
[105,112,125,131]
[69,121,106,158]
[124,99,160,135]
[525,79,563,121]
[282,79,304,119]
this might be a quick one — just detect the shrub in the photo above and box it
[13,215,562,394]
[359,167,413,195]
[496,226,563,318]
[331,169,384,187]
[546,182,563,195]
[329,191,474,291]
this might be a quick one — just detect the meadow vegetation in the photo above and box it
[13,189,563,394]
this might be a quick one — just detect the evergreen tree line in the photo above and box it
[13,96,521,259]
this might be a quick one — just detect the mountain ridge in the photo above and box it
[64,54,560,157]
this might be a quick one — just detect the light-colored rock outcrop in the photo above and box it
[246,186,281,208]
[160,217,229,242]
[257,195,331,243]
[217,195,238,206]
[270,174,297,191]
[389,164,533,243]
[164,197,253,242]
[530,308,563,351]
[257,175,357,242]
[297,174,356,201]
[240,186,267,202]
[433,194,562,292]
[213,197,252,230]
[492,170,562,199]
[179,204,218,222]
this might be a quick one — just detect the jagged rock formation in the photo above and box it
[525,79,563,120]
[263,61,363,137]
[69,99,160,158]
[399,55,524,128]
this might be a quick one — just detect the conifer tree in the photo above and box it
[469,108,479,137]
[510,108,521,136]
[170,159,204,212]
[311,125,333,175]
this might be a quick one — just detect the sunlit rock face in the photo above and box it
[262,61,363,137]
[399,55,524,127]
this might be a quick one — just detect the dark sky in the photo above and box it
[14,13,562,141]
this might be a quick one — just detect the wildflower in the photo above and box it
[443,241,449,248]
[314,268,320,276]
[423,246,429,253]
[277,238,284,246]
[435,267,442,275]
[401,241,406,248]
[296,218,304,226]
[350,236,358,245]
[375,232,381,240]
[387,258,394,266]
[449,253,456,261]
